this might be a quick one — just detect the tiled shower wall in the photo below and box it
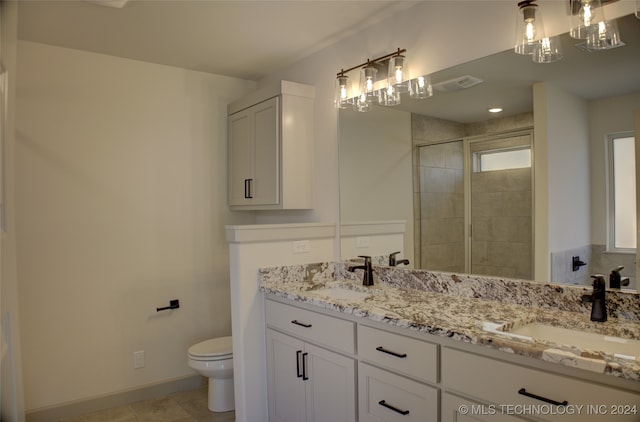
[412,112,534,276]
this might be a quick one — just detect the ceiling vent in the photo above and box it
[432,75,484,93]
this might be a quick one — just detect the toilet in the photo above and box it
[187,336,234,412]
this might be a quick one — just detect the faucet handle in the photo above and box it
[358,255,372,265]
[388,251,400,266]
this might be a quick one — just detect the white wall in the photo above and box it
[15,41,256,411]
[533,83,591,281]
[589,91,640,245]
[339,107,413,261]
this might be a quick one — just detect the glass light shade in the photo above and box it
[355,93,372,112]
[387,53,410,93]
[335,74,354,110]
[586,19,622,50]
[379,85,401,106]
[514,2,546,55]
[409,76,433,99]
[360,63,379,103]
[532,36,563,63]
[570,0,603,39]
[636,0,640,19]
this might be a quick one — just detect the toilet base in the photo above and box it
[208,376,235,412]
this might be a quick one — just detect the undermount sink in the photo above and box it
[310,286,371,301]
[484,321,640,358]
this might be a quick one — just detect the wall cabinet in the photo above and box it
[227,80,314,210]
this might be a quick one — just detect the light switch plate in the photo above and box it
[292,240,311,254]
[356,236,370,248]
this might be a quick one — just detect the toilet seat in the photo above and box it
[188,336,233,361]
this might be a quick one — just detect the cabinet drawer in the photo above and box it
[265,299,355,354]
[359,362,439,422]
[358,324,438,383]
[442,347,640,422]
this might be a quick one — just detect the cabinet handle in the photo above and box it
[378,400,410,415]
[244,179,254,199]
[376,346,407,358]
[518,388,568,406]
[302,352,309,380]
[296,350,303,378]
[291,320,312,328]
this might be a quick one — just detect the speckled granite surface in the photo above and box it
[258,262,640,383]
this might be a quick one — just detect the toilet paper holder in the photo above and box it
[157,299,180,312]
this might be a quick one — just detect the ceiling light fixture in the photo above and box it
[570,0,604,39]
[488,107,503,113]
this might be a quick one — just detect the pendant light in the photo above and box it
[570,0,604,39]
[335,71,354,110]
[360,60,379,103]
[514,0,546,55]
[387,49,410,93]
[532,36,563,63]
[379,84,401,106]
[586,19,622,50]
[410,76,433,99]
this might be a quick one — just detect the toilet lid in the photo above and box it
[188,336,233,358]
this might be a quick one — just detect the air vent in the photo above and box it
[433,75,484,93]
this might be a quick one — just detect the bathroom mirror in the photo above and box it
[339,13,640,287]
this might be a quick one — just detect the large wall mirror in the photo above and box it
[339,13,640,288]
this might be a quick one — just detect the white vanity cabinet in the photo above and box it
[441,347,640,422]
[442,393,528,422]
[265,300,356,422]
[227,80,314,210]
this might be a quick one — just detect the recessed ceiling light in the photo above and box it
[488,107,503,113]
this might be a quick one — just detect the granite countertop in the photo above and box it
[258,262,640,383]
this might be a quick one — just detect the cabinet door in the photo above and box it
[228,109,254,206]
[442,393,528,422]
[305,342,356,422]
[252,96,279,206]
[266,329,306,422]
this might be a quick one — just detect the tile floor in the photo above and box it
[59,387,235,422]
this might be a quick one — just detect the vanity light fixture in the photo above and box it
[336,48,429,111]
[570,0,604,39]
[533,36,563,63]
[586,19,623,49]
[410,76,434,99]
[636,0,640,19]
[488,107,503,113]
[514,0,547,55]
[335,71,353,110]
[388,48,410,93]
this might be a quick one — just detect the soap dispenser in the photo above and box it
[609,266,624,289]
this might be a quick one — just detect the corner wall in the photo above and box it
[15,41,256,412]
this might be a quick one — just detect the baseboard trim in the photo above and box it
[25,374,205,422]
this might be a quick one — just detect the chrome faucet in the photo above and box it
[348,255,374,286]
[388,251,410,267]
[581,275,607,322]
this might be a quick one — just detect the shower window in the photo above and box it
[607,132,636,252]
[473,146,531,173]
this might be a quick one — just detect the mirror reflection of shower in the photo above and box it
[416,130,533,279]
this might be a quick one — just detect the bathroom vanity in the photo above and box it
[260,262,640,422]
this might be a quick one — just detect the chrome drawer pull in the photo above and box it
[378,400,410,415]
[518,388,568,406]
[291,320,312,328]
[376,346,407,358]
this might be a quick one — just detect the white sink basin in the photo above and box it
[489,321,640,358]
[311,287,371,301]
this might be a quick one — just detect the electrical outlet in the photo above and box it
[292,240,311,254]
[356,236,370,248]
[134,350,145,369]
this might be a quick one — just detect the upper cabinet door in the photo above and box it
[252,97,279,206]
[227,81,314,210]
